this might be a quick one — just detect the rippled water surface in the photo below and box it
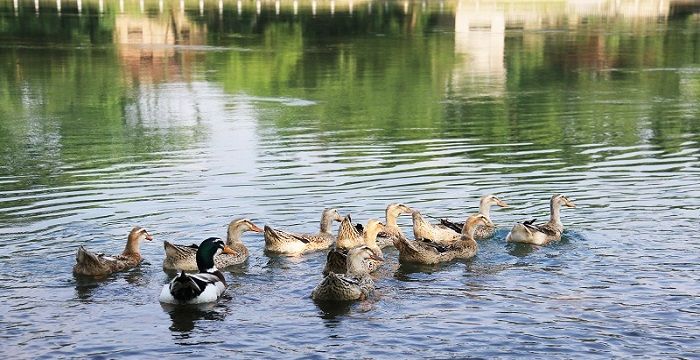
[1,0,700,357]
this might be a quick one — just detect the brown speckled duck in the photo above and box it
[312,246,383,301]
[395,214,488,265]
[506,194,576,245]
[438,194,509,240]
[73,227,153,277]
[163,218,262,271]
[322,219,386,276]
[376,203,413,248]
[264,208,342,255]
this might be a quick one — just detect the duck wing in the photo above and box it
[164,241,198,258]
[169,272,223,302]
[264,225,311,244]
[439,219,463,233]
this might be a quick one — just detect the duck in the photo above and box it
[159,237,236,304]
[438,194,509,240]
[395,213,489,265]
[163,218,262,271]
[73,227,153,277]
[506,194,576,245]
[264,208,342,255]
[375,203,414,248]
[322,219,386,276]
[312,246,384,301]
[412,210,491,245]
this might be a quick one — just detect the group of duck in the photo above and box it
[73,194,576,305]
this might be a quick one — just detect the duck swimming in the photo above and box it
[322,219,386,276]
[73,227,153,277]
[438,194,509,240]
[163,218,262,271]
[395,213,489,265]
[506,194,576,245]
[312,246,383,301]
[159,237,236,304]
[376,203,413,248]
[264,208,343,255]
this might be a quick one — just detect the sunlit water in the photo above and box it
[1,0,699,357]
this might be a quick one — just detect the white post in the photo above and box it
[34,0,39,14]
[256,0,260,14]
[119,0,124,13]
[139,0,144,13]
[199,0,203,16]
[99,0,104,14]
[180,0,185,14]
[56,0,61,14]
[159,0,163,13]
[312,0,316,16]
[237,0,241,15]
[349,0,353,15]
[330,0,335,15]
[293,0,297,15]
[218,0,223,16]
[77,0,82,14]
[275,0,279,15]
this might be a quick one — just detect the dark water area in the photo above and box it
[1,0,699,357]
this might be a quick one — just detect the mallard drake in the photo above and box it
[506,194,576,245]
[312,246,384,301]
[264,208,342,255]
[376,203,413,248]
[396,214,488,265]
[159,237,236,304]
[322,219,386,276]
[163,218,262,271]
[73,227,153,277]
[438,194,509,240]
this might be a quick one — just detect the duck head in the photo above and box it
[196,237,236,272]
[346,245,384,274]
[320,208,343,233]
[462,214,491,239]
[386,203,413,225]
[123,227,153,255]
[552,194,576,208]
[227,218,263,245]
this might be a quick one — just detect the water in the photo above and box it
[1,0,699,357]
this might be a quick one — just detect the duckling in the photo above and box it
[73,227,153,277]
[159,237,236,304]
[375,203,413,248]
[506,194,576,245]
[322,219,386,276]
[163,218,262,271]
[312,246,384,301]
[396,213,488,265]
[439,194,509,240]
[264,208,342,255]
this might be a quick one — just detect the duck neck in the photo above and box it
[320,212,334,234]
[336,220,358,248]
[364,230,380,251]
[122,233,142,256]
[460,218,478,242]
[550,200,562,225]
[227,225,245,246]
[479,200,492,221]
[385,209,399,228]
[196,250,217,273]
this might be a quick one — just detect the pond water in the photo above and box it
[1,0,699,357]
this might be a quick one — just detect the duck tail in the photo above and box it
[75,246,101,267]
[322,249,347,276]
[264,225,282,244]
[169,271,202,302]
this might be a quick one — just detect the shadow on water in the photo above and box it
[314,300,354,319]
[161,302,226,333]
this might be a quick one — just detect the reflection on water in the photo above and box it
[0,0,699,358]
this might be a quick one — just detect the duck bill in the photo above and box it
[222,246,237,255]
[250,223,263,233]
[497,200,509,208]
[145,232,154,241]
[566,202,577,208]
